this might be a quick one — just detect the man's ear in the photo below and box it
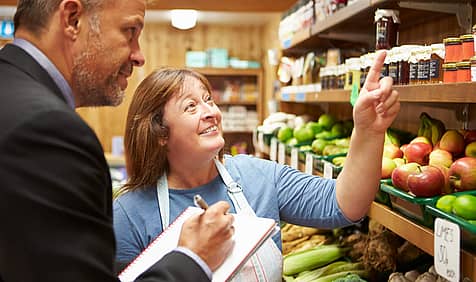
[60,0,83,40]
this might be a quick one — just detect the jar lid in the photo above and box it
[443,63,457,69]
[471,56,476,62]
[473,24,476,32]
[456,61,471,68]
[374,9,400,23]
[444,37,461,44]
[460,34,474,41]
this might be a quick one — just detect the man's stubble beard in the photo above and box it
[72,25,125,107]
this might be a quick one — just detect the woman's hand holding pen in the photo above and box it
[179,201,235,271]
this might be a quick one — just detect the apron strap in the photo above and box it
[214,159,256,216]
[156,174,170,229]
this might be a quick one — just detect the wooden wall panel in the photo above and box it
[77,23,267,152]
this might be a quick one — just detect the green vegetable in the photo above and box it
[312,270,368,282]
[283,244,349,276]
[332,273,367,282]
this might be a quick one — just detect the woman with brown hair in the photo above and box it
[114,50,400,281]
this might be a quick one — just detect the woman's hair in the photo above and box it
[121,67,223,193]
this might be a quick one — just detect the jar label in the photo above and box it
[430,59,441,79]
[410,63,418,80]
[418,61,430,80]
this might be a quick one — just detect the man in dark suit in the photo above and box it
[0,0,234,281]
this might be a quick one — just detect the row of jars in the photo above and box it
[320,42,476,90]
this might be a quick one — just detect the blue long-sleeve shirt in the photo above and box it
[113,154,355,263]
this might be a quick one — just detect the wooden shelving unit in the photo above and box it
[192,67,263,155]
[278,83,476,104]
[275,0,476,278]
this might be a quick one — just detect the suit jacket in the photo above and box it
[0,44,208,282]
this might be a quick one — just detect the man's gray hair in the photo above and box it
[13,0,106,35]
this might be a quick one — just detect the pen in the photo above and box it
[193,194,209,210]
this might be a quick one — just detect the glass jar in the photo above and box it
[387,48,399,83]
[397,45,416,85]
[460,34,474,61]
[443,63,457,83]
[456,61,471,82]
[409,47,420,85]
[417,46,431,84]
[320,66,328,89]
[444,37,462,63]
[429,44,444,83]
[473,24,476,54]
[359,54,368,88]
[344,58,361,90]
[471,56,476,82]
[374,9,400,50]
[337,64,346,89]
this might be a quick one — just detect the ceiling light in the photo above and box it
[170,9,197,30]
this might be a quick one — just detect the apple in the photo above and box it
[407,165,445,197]
[439,130,465,156]
[449,157,476,191]
[383,143,403,159]
[393,157,406,167]
[410,136,432,145]
[391,162,420,191]
[429,149,453,168]
[381,157,397,179]
[404,142,432,165]
[463,129,476,144]
[465,141,476,157]
[433,164,453,194]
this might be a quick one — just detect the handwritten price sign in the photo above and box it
[434,218,460,282]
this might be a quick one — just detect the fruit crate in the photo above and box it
[375,179,393,207]
[312,153,346,178]
[426,191,476,251]
[380,183,439,228]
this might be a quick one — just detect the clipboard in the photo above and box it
[118,206,278,282]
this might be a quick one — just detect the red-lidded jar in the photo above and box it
[444,37,461,63]
[456,61,471,82]
[375,9,400,50]
[460,34,474,61]
[443,63,457,83]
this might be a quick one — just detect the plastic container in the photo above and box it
[380,183,439,227]
[374,9,400,50]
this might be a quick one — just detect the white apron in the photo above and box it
[156,159,283,282]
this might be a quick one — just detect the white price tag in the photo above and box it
[258,132,265,152]
[278,143,286,165]
[290,148,299,169]
[434,218,460,282]
[270,138,278,162]
[323,161,333,179]
[305,153,314,175]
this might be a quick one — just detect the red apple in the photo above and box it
[429,149,453,168]
[433,164,453,194]
[465,141,476,157]
[383,143,403,159]
[439,130,465,156]
[391,162,420,191]
[400,144,408,155]
[410,136,432,145]
[407,165,445,197]
[449,157,476,191]
[463,129,476,144]
[382,157,397,179]
[404,142,432,165]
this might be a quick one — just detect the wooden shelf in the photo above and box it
[370,202,476,280]
[254,143,476,279]
[104,153,125,167]
[282,0,471,53]
[217,101,257,106]
[279,82,476,103]
[191,67,262,77]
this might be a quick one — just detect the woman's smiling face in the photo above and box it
[162,76,224,160]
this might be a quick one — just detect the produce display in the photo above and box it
[281,220,436,282]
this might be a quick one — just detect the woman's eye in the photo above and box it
[185,103,196,112]
[205,95,214,103]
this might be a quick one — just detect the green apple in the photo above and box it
[465,141,476,157]
[429,149,453,168]
[381,157,397,179]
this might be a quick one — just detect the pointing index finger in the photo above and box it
[363,50,387,90]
